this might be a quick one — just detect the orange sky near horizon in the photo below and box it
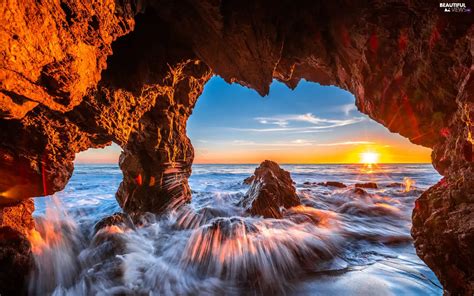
[192,141,432,164]
[75,139,432,164]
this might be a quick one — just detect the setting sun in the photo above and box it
[360,151,380,164]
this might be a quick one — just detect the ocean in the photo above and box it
[31,164,443,295]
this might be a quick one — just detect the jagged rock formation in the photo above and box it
[0,0,472,293]
[240,160,301,218]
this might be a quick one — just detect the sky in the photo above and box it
[75,76,432,164]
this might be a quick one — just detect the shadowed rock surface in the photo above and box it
[240,160,301,218]
[0,226,33,296]
[0,0,473,293]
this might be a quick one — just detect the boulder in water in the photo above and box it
[240,160,301,218]
[355,182,378,189]
[317,181,347,188]
[94,212,135,234]
[353,188,368,195]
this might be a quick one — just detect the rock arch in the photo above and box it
[0,1,472,294]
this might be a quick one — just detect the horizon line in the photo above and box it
[75,162,433,165]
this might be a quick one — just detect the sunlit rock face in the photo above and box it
[0,0,137,203]
[241,160,301,218]
[0,199,34,236]
[0,0,472,293]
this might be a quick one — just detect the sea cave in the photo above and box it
[0,1,473,295]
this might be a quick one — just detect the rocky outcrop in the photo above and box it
[0,1,472,293]
[353,188,368,196]
[0,5,212,213]
[240,160,300,218]
[115,59,211,213]
[412,101,474,294]
[94,212,135,234]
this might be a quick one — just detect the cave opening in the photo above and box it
[33,145,123,222]
[187,76,433,165]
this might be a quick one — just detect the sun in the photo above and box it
[360,151,379,164]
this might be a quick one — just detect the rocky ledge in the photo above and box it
[240,160,301,218]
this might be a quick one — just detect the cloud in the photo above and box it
[230,126,332,133]
[232,140,256,145]
[315,141,374,146]
[230,113,365,133]
[247,113,364,132]
[196,139,381,150]
[231,139,315,147]
[340,104,357,116]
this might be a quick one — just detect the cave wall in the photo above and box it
[0,0,473,294]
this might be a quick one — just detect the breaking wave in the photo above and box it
[30,164,442,295]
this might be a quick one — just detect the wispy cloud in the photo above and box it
[230,126,333,133]
[339,104,357,116]
[230,139,315,147]
[315,141,374,147]
[246,113,364,133]
[255,113,360,125]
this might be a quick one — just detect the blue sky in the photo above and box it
[76,76,431,164]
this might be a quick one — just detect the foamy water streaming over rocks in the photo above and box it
[30,164,443,295]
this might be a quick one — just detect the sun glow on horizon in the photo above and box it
[360,151,380,165]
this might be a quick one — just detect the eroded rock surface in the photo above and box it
[240,160,300,218]
[0,1,473,293]
[0,199,34,235]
